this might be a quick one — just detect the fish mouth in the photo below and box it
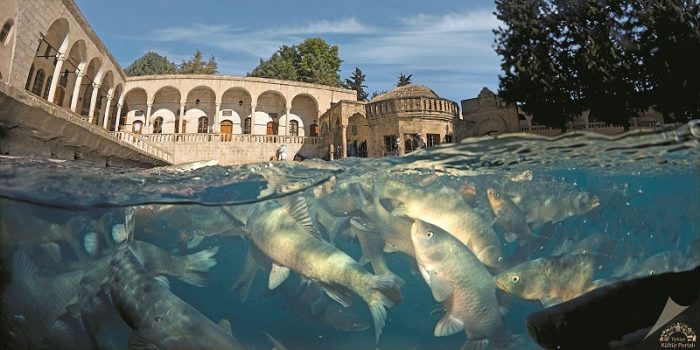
[494,278,507,291]
[590,196,600,208]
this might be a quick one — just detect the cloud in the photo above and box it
[398,9,500,33]
[279,18,373,35]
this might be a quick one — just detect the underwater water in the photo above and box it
[0,121,698,350]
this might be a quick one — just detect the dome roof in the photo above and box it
[370,84,440,102]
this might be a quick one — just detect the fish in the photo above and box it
[245,197,402,345]
[376,177,504,270]
[410,219,510,349]
[526,265,700,350]
[494,253,599,307]
[632,249,686,278]
[107,246,245,350]
[486,187,537,243]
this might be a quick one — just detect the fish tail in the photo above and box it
[363,274,403,345]
[366,291,391,346]
[370,274,403,305]
[181,246,219,287]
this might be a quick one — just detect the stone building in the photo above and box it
[320,84,461,159]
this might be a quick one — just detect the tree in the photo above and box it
[178,49,218,74]
[397,73,413,87]
[344,67,368,101]
[249,38,342,87]
[124,51,177,77]
[370,90,388,100]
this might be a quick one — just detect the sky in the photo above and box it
[74,0,503,103]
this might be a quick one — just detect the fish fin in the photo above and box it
[229,245,266,302]
[153,275,170,289]
[434,314,464,337]
[218,319,233,336]
[390,203,410,217]
[459,339,490,350]
[367,292,391,345]
[371,274,403,306]
[184,246,219,272]
[186,232,205,249]
[504,232,518,243]
[418,265,452,302]
[284,197,322,240]
[540,296,563,308]
[322,284,354,307]
[268,263,290,290]
[124,207,135,244]
[358,256,370,266]
[11,250,37,282]
[383,242,399,253]
[127,331,159,350]
[38,242,62,262]
[84,232,99,257]
[112,224,127,244]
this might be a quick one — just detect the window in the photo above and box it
[289,120,299,136]
[134,110,144,117]
[444,135,453,143]
[54,87,65,107]
[384,135,397,153]
[222,110,233,117]
[243,117,251,134]
[43,75,52,100]
[25,65,35,91]
[133,120,143,134]
[309,123,319,137]
[153,117,163,134]
[404,135,418,153]
[427,134,440,147]
[197,116,209,133]
[266,121,279,135]
[32,69,45,96]
[0,20,13,44]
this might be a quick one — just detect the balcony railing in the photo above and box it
[109,131,174,163]
[138,133,319,144]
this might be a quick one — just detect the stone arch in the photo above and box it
[79,56,102,116]
[221,87,252,133]
[185,86,216,133]
[183,108,208,134]
[0,1,17,84]
[152,86,181,132]
[107,84,123,131]
[476,116,510,136]
[94,70,115,125]
[291,94,318,137]
[62,39,87,110]
[346,112,370,157]
[255,90,286,135]
[27,19,69,92]
[122,88,147,132]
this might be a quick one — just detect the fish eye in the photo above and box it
[511,275,520,284]
[426,231,434,238]
[649,270,655,275]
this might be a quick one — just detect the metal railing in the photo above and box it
[138,133,319,145]
[109,131,174,163]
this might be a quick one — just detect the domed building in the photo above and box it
[320,84,461,159]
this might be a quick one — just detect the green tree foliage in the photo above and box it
[124,51,177,77]
[178,49,218,74]
[344,67,368,101]
[494,0,700,129]
[250,38,342,87]
[397,73,413,87]
[370,90,388,100]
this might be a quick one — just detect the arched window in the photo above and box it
[309,123,319,137]
[266,121,279,135]
[197,116,209,133]
[0,20,13,44]
[25,65,35,91]
[133,120,143,134]
[153,117,163,134]
[43,75,53,100]
[32,69,45,96]
[243,117,251,134]
[289,120,299,136]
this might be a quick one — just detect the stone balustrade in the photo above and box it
[109,131,174,163]
[138,133,318,145]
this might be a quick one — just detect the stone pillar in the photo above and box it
[88,83,101,123]
[329,144,334,161]
[47,55,65,103]
[102,94,113,129]
[213,103,221,133]
[178,103,186,133]
[70,72,85,113]
[341,125,347,158]
[114,104,123,131]
[250,104,256,134]
[284,106,291,136]
[145,103,153,134]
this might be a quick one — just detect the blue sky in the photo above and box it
[75,0,502,103]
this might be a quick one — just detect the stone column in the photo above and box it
[114,104,123,131]
[88,83,101,123]
[284,106,291,136]
[47,55,65,103]
[250,104,256,134]
[341,124,347,158]
[70,72,85,113]
[213,103,221,133]
[329,144,334,161]
[102,94,113,129]
[177,103,185,134]
[145,103,153,134]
